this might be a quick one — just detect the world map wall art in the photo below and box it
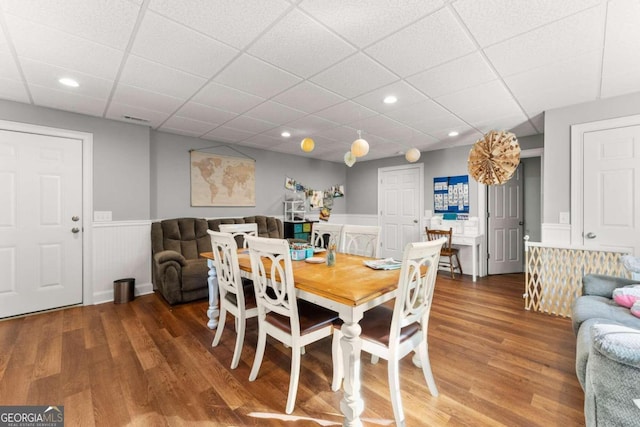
[190,150,256,206]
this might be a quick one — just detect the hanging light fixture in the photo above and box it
[468,130,520,185]
[300,137,315,152]
[344,151,356,167]
[350,130,369,157]
[405,148,421,163]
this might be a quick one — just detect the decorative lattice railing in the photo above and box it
[524,240,631,317]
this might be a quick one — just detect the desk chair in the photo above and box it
[245,236,339,414]
[340,224,381,258]
[332,239,445,427]
[425,227,462,278]
[311,222,343,249]
[207,230,258,369]
[219,223,258,249]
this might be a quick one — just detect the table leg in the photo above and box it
[472,243,477,282]
[340,320,364,427]
[206,259,219,329]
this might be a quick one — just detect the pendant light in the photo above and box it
[301,137,315,152]
[344,151,356,167]
[350,130,369,158]
[405,148,421,163]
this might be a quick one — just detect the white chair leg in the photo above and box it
[331,329,343,391]
[249,327,267,381]
[230,316,245,370]
[418,341,439,396]
[371,354,379,364]
[212,306,227,347]
[285,347,302,414]
[388,356,406,427]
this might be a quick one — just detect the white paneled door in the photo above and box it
[378,164,423,260]
[582,125,640,254]
[488,164,524,274]
[0,129,83,318]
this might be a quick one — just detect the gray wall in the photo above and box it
[0,99,151,221]
[347,145,479,216]
[522,157,542,241]
[544,91,640,223]
[151,131,347,219]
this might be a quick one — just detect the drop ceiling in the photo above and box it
[1,0,639,162]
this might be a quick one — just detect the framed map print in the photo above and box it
[190,151,256,206]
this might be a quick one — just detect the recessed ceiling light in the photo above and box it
[448,131,459,137]
[281,131,291,138]
[58,77,79,88]
[383,95,397,104]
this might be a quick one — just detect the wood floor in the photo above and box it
[0,273,584,426]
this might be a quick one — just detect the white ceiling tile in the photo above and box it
[20,58,113,100]
[174,102,237,125]
[474,113,531,135]
[310,53,398,98]
[111,84,184,114]
[436,80,523,125]
[484,5,606,77]
[365,8,476,77]
[349,115,409,140]
[353,81,430,114]
[407,52,497,98]
[411,113,468,135]
[272,81,345,113]
[425,124,478,142]
[0,48,21,80]
[244,101,307,124]
[300,0,444,48]
[30,85,106,117]
[510,120,539,138]
[191,82,265,114]
[214,54,301,99]
[202,126,254,143]
[223,115,278,133]
[148,0,291,50]
[601,0,640,98]
[285,115,340,134]
[1,0,140,49]
[0,76,29,103]
[312,125,359,142]
[6,15,123,80]
[159,115,216,136]
[240,133,290,150]
[454,0,602,47]
[385,100,454,126]
[314,101,378,125]
[504,51,601,117]
[248,9,356,78]
[106,102,169,127]
[132,11,238,78]
[119,55,206,99]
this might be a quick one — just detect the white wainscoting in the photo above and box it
[92,220,152,304]
[541,223,571,245]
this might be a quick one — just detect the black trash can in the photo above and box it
[114,278,135,304]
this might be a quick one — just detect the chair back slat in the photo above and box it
[311,223,343,249]
[219,223,258,248]
[207,231,244,303]
[340,225,381,258]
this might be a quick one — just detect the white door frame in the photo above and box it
[0,119,94,305]
[479,147,544,277]
[571,114,640,248]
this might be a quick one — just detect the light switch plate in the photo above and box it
[94,211,112,222]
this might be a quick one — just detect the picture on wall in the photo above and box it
[190,150,256,206]
[434,175,469,214]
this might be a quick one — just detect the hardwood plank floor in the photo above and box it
[0,273,584,426]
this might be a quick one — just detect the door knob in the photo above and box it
[413,219,418,223]
[518,221,524,226]
[71,227,80,233]
[585,232,596,239]
[72,216,80,221]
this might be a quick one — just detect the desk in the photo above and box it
[451,233,483,281]
[201,251,400,427]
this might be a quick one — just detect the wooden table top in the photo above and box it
[200,251,401,307]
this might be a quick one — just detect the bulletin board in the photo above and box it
[434,175,469,214]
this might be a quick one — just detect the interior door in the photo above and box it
[488,164,524,274]
[582,125,640,253]
[378,164,423,260]
[0,129,83,318]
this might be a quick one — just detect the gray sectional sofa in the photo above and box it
[571,273,640,426]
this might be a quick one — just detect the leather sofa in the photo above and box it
[571,274,640,426]
[151,216,283,305]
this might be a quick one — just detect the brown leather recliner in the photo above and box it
[151,216,284,305]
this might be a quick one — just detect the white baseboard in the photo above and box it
[93,281,154,305]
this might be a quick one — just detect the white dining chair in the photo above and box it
[207,230,258,369]
[245,236,339,414]
[311,222,343,249]
[219,223,258,248]
[340,224,381,258]
[332,238,446,427]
